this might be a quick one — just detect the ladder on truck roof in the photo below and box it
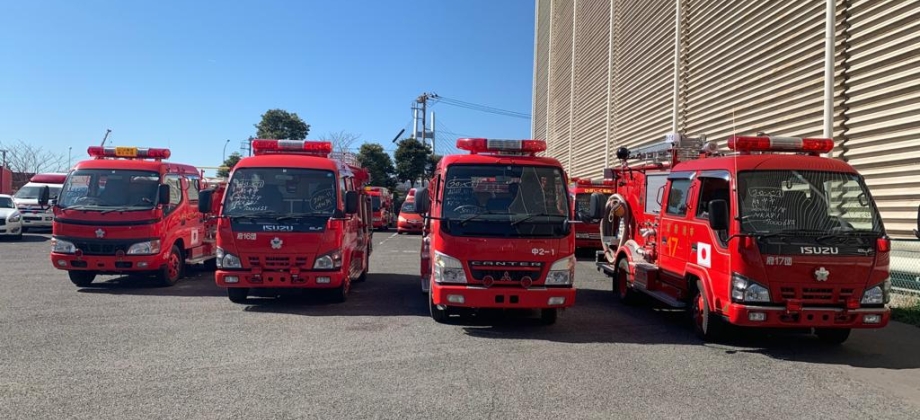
[624,133,709,167]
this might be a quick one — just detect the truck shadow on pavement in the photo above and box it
[461,288,920,370]
[239,274,430,317]
[2,233,51,243]
[76,267,227,297]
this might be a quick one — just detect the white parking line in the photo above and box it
[378,232,399,245]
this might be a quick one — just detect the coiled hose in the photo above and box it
[599,193,631,264]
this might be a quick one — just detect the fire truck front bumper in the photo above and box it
[431,284,576,309]
[216,269,347,288]
[724,303,890,329]
[50,252,167,273]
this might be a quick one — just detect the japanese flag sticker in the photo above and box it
[697,242,712,268]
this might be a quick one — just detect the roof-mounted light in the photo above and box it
[251,139,333,157]
[456,138,547,155]
[727,136,834,155]
[87,146,171,160]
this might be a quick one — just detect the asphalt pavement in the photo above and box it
[2,231,920,419]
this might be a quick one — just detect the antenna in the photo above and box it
[100,129,112,147]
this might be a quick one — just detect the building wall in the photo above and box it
[533,0,920,238]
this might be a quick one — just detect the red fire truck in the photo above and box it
[587,134,891,344]
[415,138,579,324]
[200,139,373,303]
[570,177,616,251]
[50,146,222,287]
[365,186,393,230]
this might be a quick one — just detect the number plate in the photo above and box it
[115,146,138,157]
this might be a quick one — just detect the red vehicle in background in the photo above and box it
[366,186,394,230]
[50,146,222,287]
[569,177,615,252]
[588,133,891,344]
[397,200,424,234]
[200,139,373,303]
[415,138,580,324]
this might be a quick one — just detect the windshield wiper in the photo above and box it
[456,210,501,226]
[754,229,825,240]
[100,206,146,215]
[510,212,566,226]
[276,213,328,222]
[229,212,279,220]
[816,230,879,242]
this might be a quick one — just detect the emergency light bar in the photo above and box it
[87,146,171,160]
[251,139,333,157]
[456,138,547,155]
[728,136,834,155]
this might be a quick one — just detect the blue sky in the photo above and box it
[0,0,535,175]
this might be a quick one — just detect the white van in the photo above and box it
[13,173,66,231]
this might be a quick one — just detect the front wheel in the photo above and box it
[429,288,449,323]
[815,328,851,345]
[68,271,96,287]
[691,280,723,342]
[227,288,248,304]
[329,278,349,303]
[540,308,558,325]
[614,258,640,305]
[157,245,184,287]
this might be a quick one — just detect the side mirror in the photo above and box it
[158,184,171,206]
[914,204,920,239]
[199,189,214,213]
[38,185,50,208]
[344,191,358,214]
[583,193,606,221]
[415,188,429,214]
[708,199,729,231]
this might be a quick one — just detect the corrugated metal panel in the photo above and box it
[532,0,551,141]
[839,0,920,238]
[684,1,825,143]
[610,0,675,153]
[571,0,611,179]
[547,0,574,167]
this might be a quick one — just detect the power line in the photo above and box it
[431,95,531,120]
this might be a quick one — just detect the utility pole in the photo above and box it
[413,92,437,148]
[222,139,230,161]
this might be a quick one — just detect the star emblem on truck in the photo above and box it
[95,228,106,238]
[814,267,829,282]
[270,237,283,250]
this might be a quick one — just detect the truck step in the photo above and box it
[634,282,686,308]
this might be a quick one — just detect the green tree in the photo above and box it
[357,143,396,190]
[218,152,241,178]
[427,154,442,177]
[255,109,310,140]
[394,138,431,187]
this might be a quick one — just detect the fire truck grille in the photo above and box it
[780,286,856,303]
[247,256,309,269]
[72,239,134,256]
[469,268,542,283]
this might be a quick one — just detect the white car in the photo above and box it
[0,195,23,240]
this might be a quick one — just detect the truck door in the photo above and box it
[689,171,732,284]
[657,172,695,280]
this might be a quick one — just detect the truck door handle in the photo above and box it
[691,244,697,251]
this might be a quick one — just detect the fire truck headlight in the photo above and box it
[127,240,161,255]
[8,212,21,223]
[731,273,770,303]
[433,252,465,284]
[314,250,343,270]
[51,238,76,254]
[861,278,890,305]
[545,255,575,285]
[216,247,242,269]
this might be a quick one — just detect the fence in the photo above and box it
[892,239,920,295]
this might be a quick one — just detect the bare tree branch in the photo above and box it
[324,130,361,156]
[0,140,69,175]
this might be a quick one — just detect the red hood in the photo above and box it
[52,209,161,239]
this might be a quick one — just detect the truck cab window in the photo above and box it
[695,178,731,219]
[665,179,691,216]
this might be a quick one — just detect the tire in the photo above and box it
[157,245,184,287]
[429,288,449,323]
[329,278,349,303]
[227,288,248,304]
[540,308,558,325]
[815,328,851,345]
[614,258,640,305]
[354,252,369,283]
[691,279,724,342]
[68,271,96,287]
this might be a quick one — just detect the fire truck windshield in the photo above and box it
[440,164,569,238]
[223,168,337,218]
[575,192,610,220]
[14,185,62,200]
[371,196,382,211]
[58,169,160,210]
[737,170,883,236]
